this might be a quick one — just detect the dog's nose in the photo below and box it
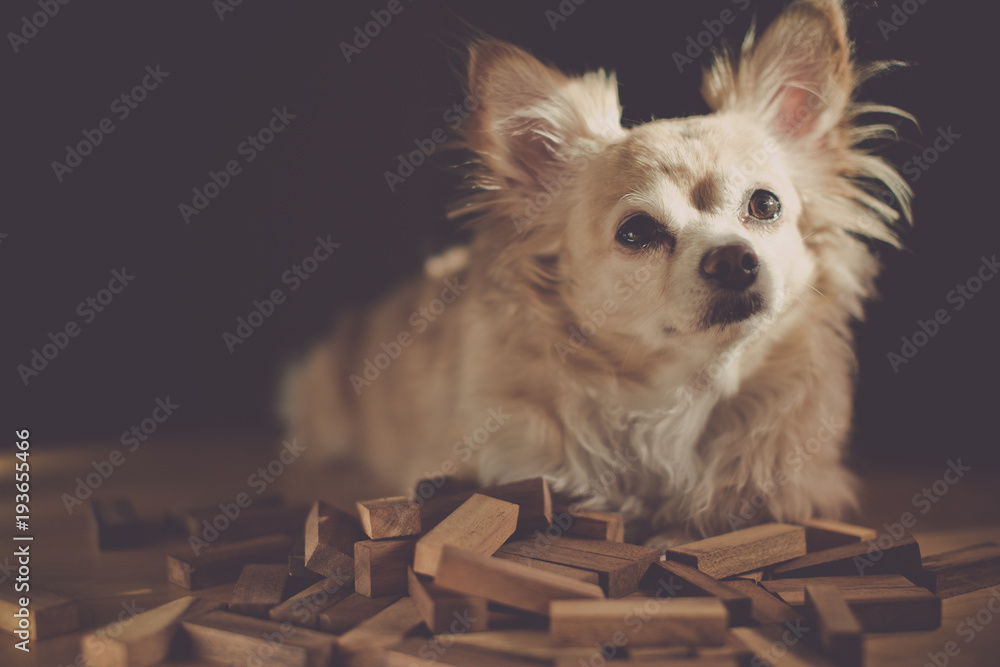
[700,243,758,290]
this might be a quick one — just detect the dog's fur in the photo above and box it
[282,0,911,544]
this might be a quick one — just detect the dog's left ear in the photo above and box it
[703,0,853,142]
[462,40,624,191]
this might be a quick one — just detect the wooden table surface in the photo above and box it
[4,427,999,666]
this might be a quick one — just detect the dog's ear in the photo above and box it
[703,0,853,142]
[463,40,623,189]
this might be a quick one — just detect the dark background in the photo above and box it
[5,1,997,464]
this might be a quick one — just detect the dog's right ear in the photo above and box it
[462,40,624,192]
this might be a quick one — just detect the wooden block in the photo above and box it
[354,538,416,597]
[81,595,198,667]
[664,523,806,579]
[550,597,728,647]
[492,551,600,585]
[413,493,518,576]
[0,583,78,640]
[229,564,290,617]
[407,566,488,634]
[289,539,323,582]
[497,541,637,598]
[517,536,661,594]
[760,574,912,605]
[724,579,804,625]
[419,477,552,532]
[268,575,353,628]
[305,501,365,580]
[338,597,425,661]
[803,519,877,552]
[732,625,839,667]
[911,542,1000,598]
[449,628,615,663]
[177,502,309,543]
[761,576,940,632]
[804,586,862,667]
[645,560,753,625]
[167,534,292,590]
[772,534,921,578]
[386,638,550,666]
[317,592,401,634]
[356,496,421,539]
[434,545,604,614]
[91,497,145,549]
[554,505,625,542]
[181,610,337,666]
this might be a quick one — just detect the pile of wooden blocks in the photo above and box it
[8,477,1000,666]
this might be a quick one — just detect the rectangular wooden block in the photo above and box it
[305,501,365,580]
[229,564,289,617]
[356,496,422,539]
[181,610,337,667]
[492,551,600,585]
[268,575,354,628]
[419,477,552,532]
[911,542,1000,598]
[498,540,637,597]
[354,538,416,597]
[82,595,199,667]
[645,560,753,625]
[803,519,877,552]
[804,586,862,667]
[534,536,662,593]
[434,545,604,615]
[407,567,489,634]
[318,592,401,634]
[664,523,806,579]
[724,580,804,625]
[554,505,625,542]
[550,598,728,647]
[732,625,840,667]
[386,638,547,667]
[762,576,940,632]
[338,597,425,660]
[0,583,78,640]
[167,534,292,590]
[413,493,518,576]
[772,534,921,578]
[91,497,145,549]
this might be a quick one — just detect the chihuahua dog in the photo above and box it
[283,0,911,545]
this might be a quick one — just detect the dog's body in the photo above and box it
[283,0,911,544]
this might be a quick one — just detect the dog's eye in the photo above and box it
[747,190,781,221]
[616,215,663,248]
